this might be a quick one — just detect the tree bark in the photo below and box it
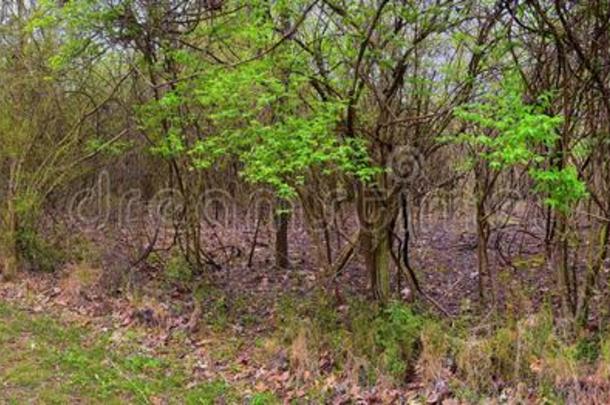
[578,221,608,325]
[274,198,290,269]
[362,225,391,303]
[474,169,496,306]
[357,182,394,304]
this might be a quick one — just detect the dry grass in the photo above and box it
[289,323,318,382]
[418,321,450,384]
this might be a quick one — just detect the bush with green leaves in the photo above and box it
[372,302,425,379]
[165,253,194,286]
[16,226,64,273]
[454,74,587,212]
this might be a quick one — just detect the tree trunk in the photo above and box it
[298,188,333,272]
[578,221,608,325]
[474,173,495,306]
[357,181,394,304]
[274,198,290,269]
[476,204,493,305]
[372,230,391,302]
[362,226,391,303]
[553,215,576,317]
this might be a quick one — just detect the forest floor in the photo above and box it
[0,268,416,404]
[1,216,609,403]
[0,301,245,404]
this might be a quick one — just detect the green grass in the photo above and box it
[0,302,238,404]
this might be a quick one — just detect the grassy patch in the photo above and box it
[0,303,237,404]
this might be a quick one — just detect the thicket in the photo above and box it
[2,0,610,399]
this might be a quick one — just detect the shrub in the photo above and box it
[16,226,63,272]
[373,302,425,380]
[165,253,194,285]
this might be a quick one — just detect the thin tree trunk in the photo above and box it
[555,215,576,317]
[578,221,609,325]
[274,198,290,269]
[474,172,495,306]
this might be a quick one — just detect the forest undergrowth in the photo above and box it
[1,221,609,403]
[3,0,610,403]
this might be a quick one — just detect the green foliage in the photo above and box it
[32,0,381,205]
[455,75,561,168]
[278,295,425,383]
[85,138,133,156]
[574,333,601,363]
[165,253,194,285]
[1,0,127,278]
[16,226,63,273]
[31,0,129,71]
[137,54,376,197]
[126,1,379,198]
[531,166,588,213]
[455,74,587,212]
[371,302,425,379]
